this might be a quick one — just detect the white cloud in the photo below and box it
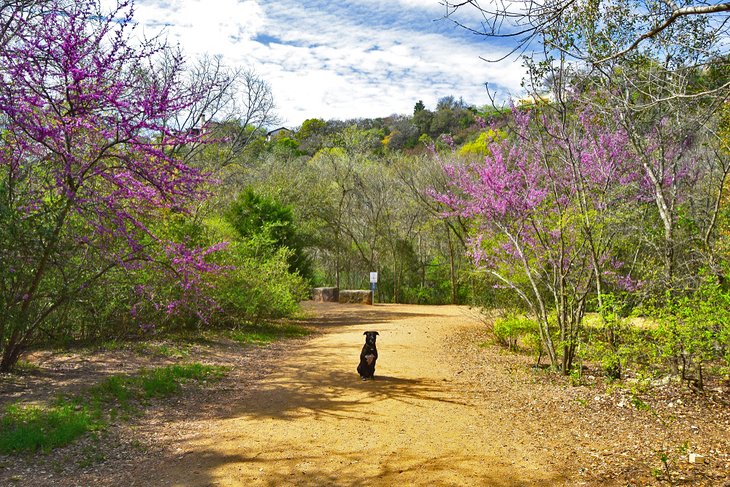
[118,0,527,126]
[133,0,265,56]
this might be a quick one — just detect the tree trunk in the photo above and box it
[0,329,23,372]
[447,223,458,304]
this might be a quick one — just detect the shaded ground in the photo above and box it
[1,302,728,486]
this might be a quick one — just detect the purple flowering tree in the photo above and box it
[0,0,221,370]
[434,104,640,372]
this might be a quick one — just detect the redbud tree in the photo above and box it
[434,105,641,372]
[0,0,221,370]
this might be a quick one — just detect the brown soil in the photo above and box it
[1,302,729,486]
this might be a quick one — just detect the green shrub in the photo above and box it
[214,244,310,324]
[649,276,730,390]
[523,332,545,365]
[492,313,539,351]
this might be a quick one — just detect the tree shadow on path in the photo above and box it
[298,302,443,328]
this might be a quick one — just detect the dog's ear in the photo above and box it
[363,331,368,335]
[374,331,379,335]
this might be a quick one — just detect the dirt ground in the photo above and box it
[1,302,729,486]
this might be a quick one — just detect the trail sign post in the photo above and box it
[369,272,378,303]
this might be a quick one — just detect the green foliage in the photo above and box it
[226,187,312,279]
[458,129,503,158]
[90,363,228,403]
[296,118,328,155]
[213,241,309,325]
[138,364,225,398]
[492,313,540,351]
[578,294,632,380]
[296,118,327,141]
[90,375,134,407]
[630,394,651,412]
[269,136,303,157]
[413,109,434,138]
[0,363,228,454]
[648,276,730,389]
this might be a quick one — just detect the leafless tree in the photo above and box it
[166,55,279,170]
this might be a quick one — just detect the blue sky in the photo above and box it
[127,0,527,127]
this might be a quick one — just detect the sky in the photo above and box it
[125,0,528,127]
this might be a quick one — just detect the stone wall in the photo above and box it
[338,290,373,305]
[312,287,339,302]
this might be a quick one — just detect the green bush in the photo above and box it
[649,276,730,390]
[492,313,539,351]
[213,243,310,325]
[225,188,312,279]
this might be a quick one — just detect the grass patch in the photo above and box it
[229,322,310,346]
[136,341,194,359]
[0,402,97,454]
[0,363,229,454]
[10,360,40,374]
[138,363,227,398]
[97,340,193,359]
[89,375,134,408]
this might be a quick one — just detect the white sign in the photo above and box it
[369,272,378,283]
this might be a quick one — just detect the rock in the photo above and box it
[338,290,373,305]
[650,376,672,387]
[689,453,705,464]
[312,287,339,302]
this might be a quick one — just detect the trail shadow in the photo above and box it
[226,367,468,421]
[128,447,570,487]
[298,302,442,328]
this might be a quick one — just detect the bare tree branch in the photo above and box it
[595,2,730,63]
[442,0,730,63]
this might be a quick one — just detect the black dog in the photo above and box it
[357,331,379,380]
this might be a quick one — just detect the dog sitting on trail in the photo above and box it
[357,331,379,380]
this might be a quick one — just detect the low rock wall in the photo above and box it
[312,287,339,302]
[338,290,373,305]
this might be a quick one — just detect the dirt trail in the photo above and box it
[142,303,568,486]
